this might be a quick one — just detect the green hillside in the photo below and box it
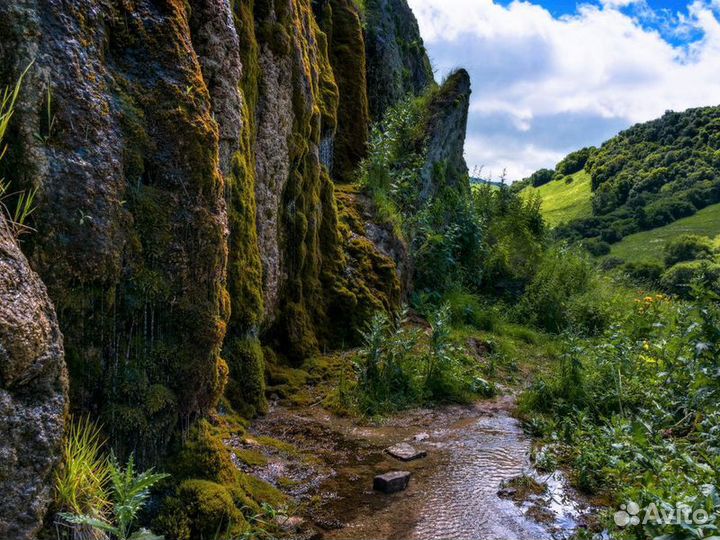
[522,170,592,226]
[608,202,720,264]
[555,106,720,243]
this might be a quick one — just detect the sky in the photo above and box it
[406,0,720,181]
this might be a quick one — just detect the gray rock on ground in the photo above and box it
[385,442,427,461]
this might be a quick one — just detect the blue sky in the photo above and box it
[407,0,720,181]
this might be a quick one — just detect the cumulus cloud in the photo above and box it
[407,0,720,180]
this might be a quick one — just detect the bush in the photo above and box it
[519,248,595,333]
[599,256,624,271]
[660,260,720,296]
[663,234,715,267]
[442,289,498,331]
[582,238,611,256]
[527,168,555,187]
[556,147,594,176]
[354,306,485,414]
[622,261,664,285]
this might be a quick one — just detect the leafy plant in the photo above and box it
[56,418,168,540]
[61,454,168,540]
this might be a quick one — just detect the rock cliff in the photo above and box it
[364,0,435,120]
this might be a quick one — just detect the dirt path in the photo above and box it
[231,395,588,539]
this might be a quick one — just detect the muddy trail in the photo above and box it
[229,394,592,540]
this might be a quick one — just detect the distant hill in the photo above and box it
[521,170,592,227]
[562,106,720,243]
[470,177,504,189]
[522,106,720,248]
[609,202,720,264]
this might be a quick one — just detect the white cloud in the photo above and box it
[408,0,720,180]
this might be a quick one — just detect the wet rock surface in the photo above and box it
[0,219,67,540]
[385,442,426,461]
[374,471,411,493]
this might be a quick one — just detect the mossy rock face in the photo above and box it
[363,0,435,120]
[0,0,405,483]
[327,189,404,344]
[248,0,354,364]
[419,69,472,201]
[0,0,230,463]
[315,0,371,182]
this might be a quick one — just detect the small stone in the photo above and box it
[497,487,518,498]
[412,432,430,442]
[385,442,427,461]
[373,471,411,493]
[276,515,304,531]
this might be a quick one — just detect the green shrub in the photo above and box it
[622,261,664,285]
[663,234,715,267]
[660,260,720,296]
[527,168,554,187]
[582,238,611,256]
[354,306,484,414]
[599,256,624,271]
[519,248,595,333]
[556,147,594,176]
[442,289,498,331]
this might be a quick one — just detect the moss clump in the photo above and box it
[232,448,268,467]
[157,480,247,540]
[157,418,287,539]
[171,420,238,485]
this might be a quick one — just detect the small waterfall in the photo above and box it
[319,134,334,172]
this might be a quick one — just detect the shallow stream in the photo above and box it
[236,395,589,539]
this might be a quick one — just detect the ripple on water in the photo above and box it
[411,412,551,540]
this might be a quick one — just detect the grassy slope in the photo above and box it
[522,171,592,226]
[609,203,720,263]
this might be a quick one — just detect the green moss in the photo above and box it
[223,0,267,418]
[232,448,268,467]
[157,418,287,539]
[42,3,231,465]
[224,337,267,417]
[325,190,402,345]
[171,420,238,485]
[158,480,247,540]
